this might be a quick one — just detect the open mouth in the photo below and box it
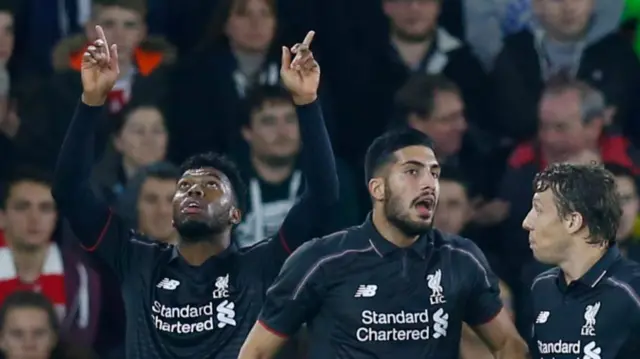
[414,196,435,217]
[181,200,203,214]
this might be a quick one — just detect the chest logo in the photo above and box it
[427,270,446,305]
[157,278,180,290]
[212,274,230,299]
[355,285,378,298]
[536,311,550,324]
[581,302,600,337]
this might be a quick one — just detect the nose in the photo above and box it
[187,185,204,198]
[522,211,534,231]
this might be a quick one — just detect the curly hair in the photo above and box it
[533,163,622,245]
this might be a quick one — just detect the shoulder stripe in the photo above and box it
[292,245,374,300]
[605,277,640,311]
[442,244,490,288]
[531,273,557,290]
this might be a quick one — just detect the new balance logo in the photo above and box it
[354,285,377,297]
[157,278,180,290]
[536,311,550,324]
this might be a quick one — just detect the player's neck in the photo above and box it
[560,245,607,284]
[8,243,48,282]
[372,209,420,247]
[178,232,231,266]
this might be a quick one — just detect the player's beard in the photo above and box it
[383,184,433,237]
[174,212,229,243]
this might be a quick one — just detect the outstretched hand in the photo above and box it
[81,25,119,106]
[280,31,320,105]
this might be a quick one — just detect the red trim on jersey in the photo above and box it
[258,320,289,338]
[80,209,114,252]
[279,230,292,254]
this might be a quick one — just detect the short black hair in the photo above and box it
[0,167,54,209]
[533,163,621,246]
[364,128,435,184]
[0,291,59,332]
[439,165,468,189]
[110,101,166,136]
[144,162,181,182]
[393,73,460,125]
[179,152,247,212]
[240,85,293,128]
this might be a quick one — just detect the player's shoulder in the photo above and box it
[432,229,483,256]
[129,230,172,252]
[608,257,640,293]
[285,225,371,265]
[531,267,562,290]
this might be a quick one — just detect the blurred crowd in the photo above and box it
[0,0,640,358]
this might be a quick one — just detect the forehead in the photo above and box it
[5,307,49,325]
[181,167,231,182]
[440,180,466,197]
[0,12,13,27]
[540,90,581,119]
[8,181,53,201]
[615,175,636,193]
[533,189,558,208]
[253,100,295,116]
[126,108,163,126]
[392,145,437,166]
[142,177,176,191]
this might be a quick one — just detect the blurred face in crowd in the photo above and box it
[383,0,440,42]
[115,107,168,170]
[614,175,639,241]
[370,146,440,236]
[0,181,57,251]
[408,90,467,158]
[523,189,576,264]
[91,5,146,61]
[0,306,57,359]
[536,0,594,40]
[538,89,601,163]
[242,100,301,166]
[0,11,14,65]
[225,0,276,53]
[434,179,469,234]
[138,177,177,244]
[172,168,240,241]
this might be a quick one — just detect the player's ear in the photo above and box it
[229,206,241,225]
[368,177,386,202]
[564,211,584,235]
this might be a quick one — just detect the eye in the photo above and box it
[432,171,440,179]
[206,181,220,189]
[178,182,190,190]
[406,169,419,176]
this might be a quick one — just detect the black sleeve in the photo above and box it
[258,240,325,337]
[267,101,339,263]
[52,101,145,280]
[460,239,503,326]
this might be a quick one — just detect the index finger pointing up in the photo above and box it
[302,31,315,47]
[95,25,111,59]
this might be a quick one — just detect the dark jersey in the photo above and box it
[258,215,503,359]
[52,101,338,359]
[530,246,640,359]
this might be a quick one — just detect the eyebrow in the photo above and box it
[401,160,440,170]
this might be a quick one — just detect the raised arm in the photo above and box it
[270,31,339,259]
[52,26,141,279]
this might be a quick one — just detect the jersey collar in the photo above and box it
[557,245,621,290]
[363,212,431,259]
[169,241,238,264]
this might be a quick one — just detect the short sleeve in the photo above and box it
[258,240,325,337]
[459,239,503,326]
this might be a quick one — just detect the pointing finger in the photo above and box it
[302,31,315,47]
[95,25,110,60]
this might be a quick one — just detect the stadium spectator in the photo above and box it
[0,168,101,348]
[0,291,97,359]
[18,0,174,171]
[234,85,359,247]
[91,102,169,203]
[116,162,179,245]
[607,163,640,262]
[169,0,282,162]
[492,0,640,141]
